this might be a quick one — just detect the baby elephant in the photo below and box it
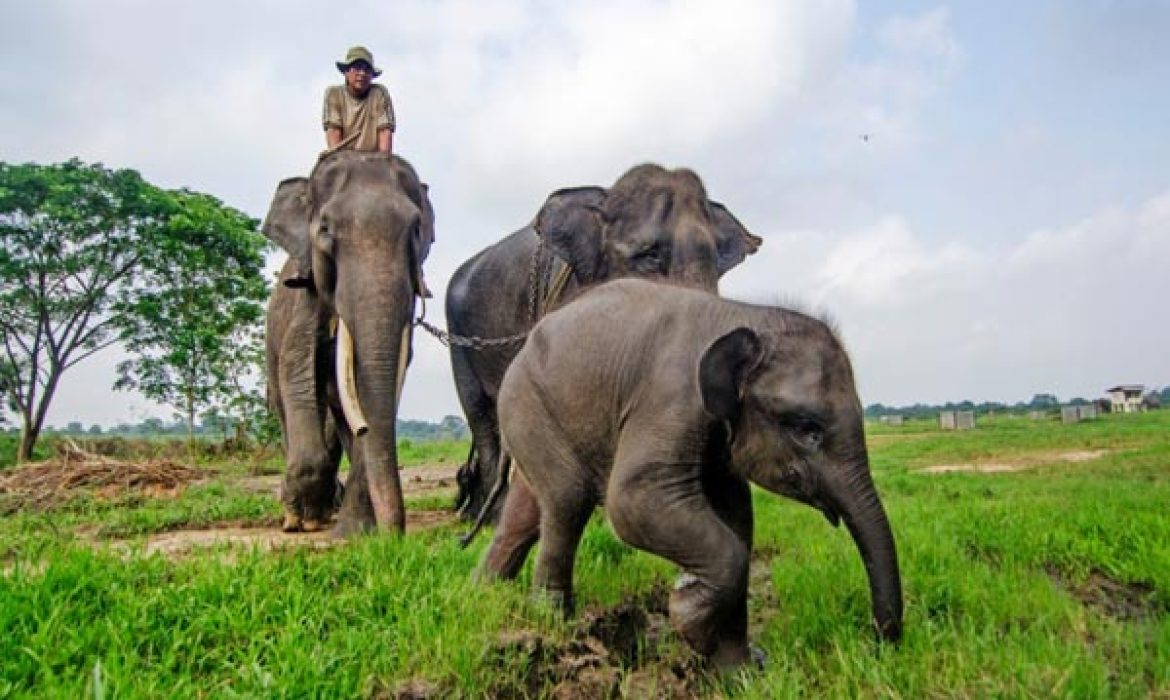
[478,278,902,668]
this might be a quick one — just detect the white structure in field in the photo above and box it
[939,410,975,430]
[1105,385,1145,413]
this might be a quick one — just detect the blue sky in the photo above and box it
[1,1,1167,426]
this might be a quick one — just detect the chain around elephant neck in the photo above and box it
[412,233,547,350]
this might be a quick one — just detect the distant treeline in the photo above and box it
[865,387,1169,420]
[5,414,471,443]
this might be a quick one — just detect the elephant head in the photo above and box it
[698,322,903,642]
[261,151,433,534]
[533,163,761,291]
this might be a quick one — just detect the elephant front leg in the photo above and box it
[280,415,344,533]
[333,435,377,537]
[279,327,342,532]
[607,464,753,668]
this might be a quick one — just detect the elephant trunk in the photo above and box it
[829,461,903,642]
[349,307,412,533]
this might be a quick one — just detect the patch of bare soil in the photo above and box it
[106,508,459,561]
[920,449,1110,474]
[401,465,459,495]
[0,444,206,513]
[238,465,458,499]
[478,585,711,699]
[130,526,341,558]
[920,463,1024,474]
[1048,567,1165,621]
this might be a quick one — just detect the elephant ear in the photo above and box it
[415,182,435,265]
[533,186,608,283]
[388,157,436,298]
[409,183,436,298]
[709,201,763,277]
[699,327,764,424]
[261,177,313,288]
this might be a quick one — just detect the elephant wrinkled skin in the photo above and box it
[481,279,903,668]
[447,163,762,523]
[263,150,433,536]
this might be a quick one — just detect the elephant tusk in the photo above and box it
[336,319,370,437]
[395,321,411,412]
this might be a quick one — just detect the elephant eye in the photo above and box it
[787,416,824,450]
[633,243,664,270]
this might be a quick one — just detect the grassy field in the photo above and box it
[0,414,1167,698]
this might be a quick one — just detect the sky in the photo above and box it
[1,0,1167,427]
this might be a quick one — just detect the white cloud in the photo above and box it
[726,189,1170,406]
[877,7,963,70]
[815,216,975,304]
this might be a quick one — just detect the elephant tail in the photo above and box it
[459,449,513,548]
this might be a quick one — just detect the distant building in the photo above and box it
[939,410,975,430]
[1105,385,1145,414]
[879,415,904,426]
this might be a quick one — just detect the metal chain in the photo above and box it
[412,235,546,350]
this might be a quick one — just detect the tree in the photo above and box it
[0,160,268,461]
[113,189,269,441]
[1028,393,1060,409]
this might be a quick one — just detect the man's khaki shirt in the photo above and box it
[322,84,396,152]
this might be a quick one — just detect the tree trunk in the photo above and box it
[17,369,61,463]
[17,421,40,463]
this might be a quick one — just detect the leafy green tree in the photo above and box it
[0,159,268,461]
[113,189,269,441]
[212,323,281,448]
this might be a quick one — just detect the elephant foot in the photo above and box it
[669,574,752,668]
[282,511,303,533]
[281,478,343,533]
[530,586,574,618]
[301,518,328,533]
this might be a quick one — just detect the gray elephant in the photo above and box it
[263,150,433,536]
[446,163,762,524]
[477,278,903,668]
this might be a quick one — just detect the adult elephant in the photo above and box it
[480,278,902,667]
[263,150,434,536]
[447,163,762,523]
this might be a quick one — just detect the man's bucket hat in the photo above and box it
[336,46,382,76]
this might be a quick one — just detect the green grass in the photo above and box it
[1,414,1168,697]
[397,438,468,467]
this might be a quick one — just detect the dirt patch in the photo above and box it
[127,526,341,558]
[98,508,458,561]
[1048,567,1165,621]
[1058,450,1109,463]
[920,449,1110,474]
[238,465,458,500]
[0,447,206,513]
[920,463,1024,474]
[481,585,711,699]
[400,465,459,496]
